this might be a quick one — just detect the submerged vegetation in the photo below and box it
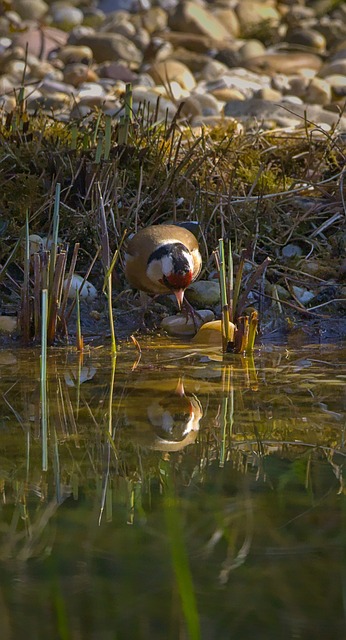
[0,85,345,346]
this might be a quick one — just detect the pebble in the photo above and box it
[185,281,221,308]
[161,310,214,338]
[0,316,17,334]
[64,275,97,301]
[0,0,343,133]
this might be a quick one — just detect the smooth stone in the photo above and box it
[0,75,15,95]
[147,60,196,91]
[133,27,151,52]
[14,25,68,59]
[169,1,231,41]
[185,280,221,307]
[56,45,93,65]
[305,77,331,106]
[172,49,217,75]
[12,0,48,20]
[70,103,92,118]
[63,63,98,86]
[238,40,266,62]
[104,19,136,40]
[27,92,70,110]
[286,76,310,98]
[68,32,142,65]
[40,78,77,97]
[141,7,168,34]
[28,234,44,255]
[292,286,315,305]
[205,69,270,98]
[163,31,223,54]
[131,86,176,118]
[4,59,27,81]
[319,59,346,78]
[211,7,240,37]
[210,87,245,102]
[50,6,84,30]
[286,28,326,52]
[224,98,346,130]
[181,93,221,117]
[192,319,236,347]
[161,309,214,337]
[282,243,303,258]
[82,8,106,29]
[77,82,106,105]
[244,52,322,75]
[64,275,97,301]
[29,60,63,81]
[0,94,16,111]
[156,81,189,101]
[271,74,291,93]
[236,1,280,31]
[201,59,230,82]
[255,87,282,101]
[0,316,17,334]
[97,61,137,82]
[268,284,290,301]
[324,75,346,99]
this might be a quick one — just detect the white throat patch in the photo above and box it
[146,246,193,285]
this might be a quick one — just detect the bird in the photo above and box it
[124,224,202,311]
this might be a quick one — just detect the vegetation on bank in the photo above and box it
[0,87,345,345]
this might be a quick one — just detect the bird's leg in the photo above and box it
[181,298,203,332]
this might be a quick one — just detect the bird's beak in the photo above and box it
[174,289,185,309]
[175,379,185,397]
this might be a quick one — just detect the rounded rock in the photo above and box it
[12,0,48,21]
[50,6,84,30]
[319,59,346,78]
[169,1,231,42]
[68,32,142,65]
[238,40,266,62]
[63,63,98,87]
[212,7,240,38]
[286,28,326,52]
[305,77,331,106]
[236,1,280,32]
[161,310,215,338]
[185,280,221,308]
[57,45,93,65]
[148,60,196,91]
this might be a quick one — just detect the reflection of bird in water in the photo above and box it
[124,224,202,310]
[123,378,203,452]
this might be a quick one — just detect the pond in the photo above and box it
[0,338,345,640]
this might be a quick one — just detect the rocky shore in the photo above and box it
[0,0,345,132]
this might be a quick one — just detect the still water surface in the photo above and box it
[0,339,345,639]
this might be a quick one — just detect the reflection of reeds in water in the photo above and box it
[0,345,345,623]
[161,459,201,640]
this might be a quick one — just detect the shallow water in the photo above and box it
[0,339,345,640]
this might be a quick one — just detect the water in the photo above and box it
[0,339,345,639]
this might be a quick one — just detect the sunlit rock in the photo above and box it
[64,275,97,301]
[192,319,236,347]
[161,309,214,337]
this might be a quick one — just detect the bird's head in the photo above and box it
[147,242,194,308]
